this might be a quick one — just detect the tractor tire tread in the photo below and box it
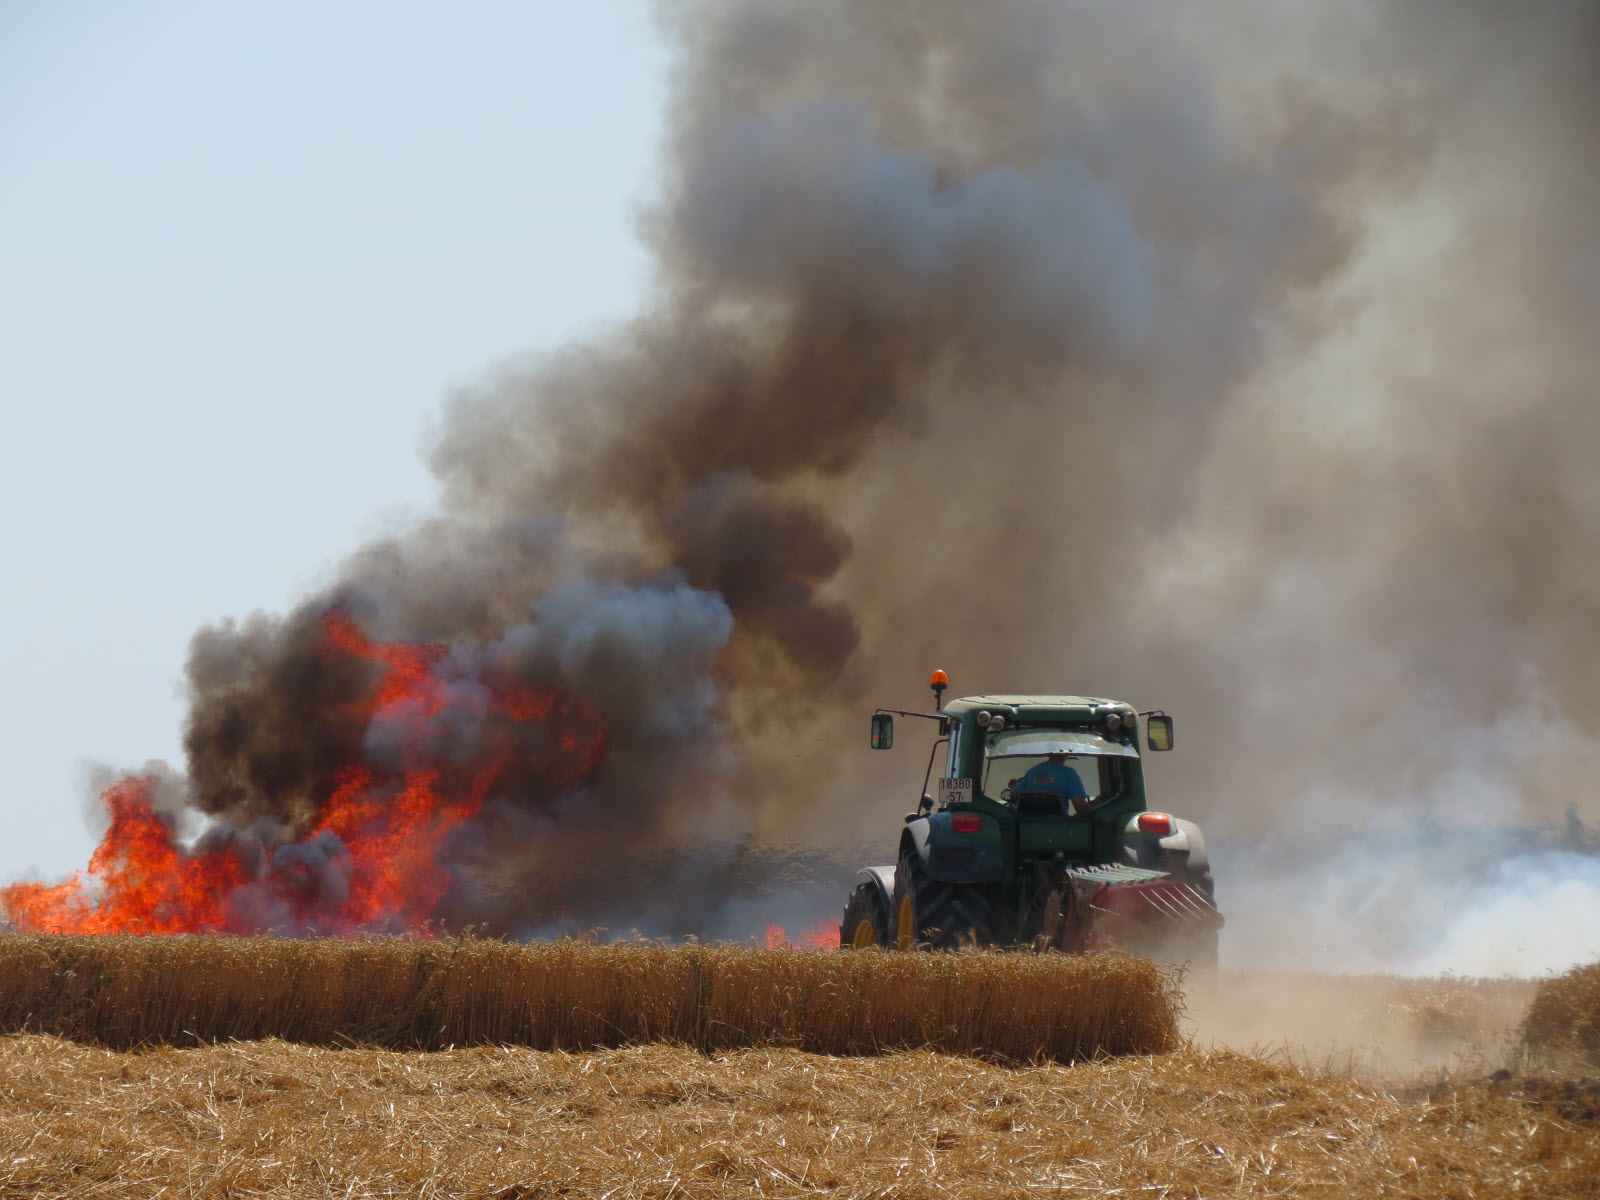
[840,881,892,948]
[896,848,994,951]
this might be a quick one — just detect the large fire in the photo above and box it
[1,614,608,936]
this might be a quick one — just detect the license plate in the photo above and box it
[937,778,973,807]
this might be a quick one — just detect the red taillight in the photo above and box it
[950,812,983,834]
[1137,812,1174,836]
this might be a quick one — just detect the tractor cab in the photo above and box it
[982,728,1134,817]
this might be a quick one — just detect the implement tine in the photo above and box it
[1153,891,1192,922]
[1142,890,1184,922]
[1141,884,1215,924]
[1175,885,1225,928]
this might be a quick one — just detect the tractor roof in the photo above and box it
[946,694,1133,711]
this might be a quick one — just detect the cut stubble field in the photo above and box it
[4,1035,1599,1199]
[0,938,1597,1199]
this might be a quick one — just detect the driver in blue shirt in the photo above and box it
[1013,753,1090,812]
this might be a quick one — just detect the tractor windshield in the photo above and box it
[980,727,1135,807]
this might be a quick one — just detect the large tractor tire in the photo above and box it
[840,881,892,949]
[893,848,994,950]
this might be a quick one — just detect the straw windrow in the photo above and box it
[0,935,1177,1060]
[1523,962,1600,1065]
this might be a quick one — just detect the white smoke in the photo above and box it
[1219,834,1600,977]
[1412,851,1600,977]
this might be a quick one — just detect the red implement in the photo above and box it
[1052,863,1221,956]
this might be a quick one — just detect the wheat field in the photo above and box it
[0,935,1177,1061]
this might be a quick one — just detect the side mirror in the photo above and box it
[1146,714,1174,752]
[870,713,894,750]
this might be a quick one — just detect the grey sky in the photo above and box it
[1,2,665,881]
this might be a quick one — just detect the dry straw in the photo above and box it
[1,1036,1595,1198]
[0,934,1177,1060]
[1523,961,1600,1064]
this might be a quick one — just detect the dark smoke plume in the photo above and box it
[28,1,1600,956]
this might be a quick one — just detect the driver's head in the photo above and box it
[1047,752,1067,763]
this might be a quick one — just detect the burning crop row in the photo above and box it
[1,614,609,937]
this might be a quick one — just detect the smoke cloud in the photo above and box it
[10,1,1600,961]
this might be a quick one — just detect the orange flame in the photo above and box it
[763,917,841,949]
[1,614,609,936]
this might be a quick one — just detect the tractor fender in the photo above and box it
[901,813,1008,884]
[1165,818,1209,877]
[1118,816,1210,878]
[857,865,897,912]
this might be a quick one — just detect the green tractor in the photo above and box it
[841,672,1221,966]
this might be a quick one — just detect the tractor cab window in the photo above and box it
[981,728,1136,813]
[944,720,961,777]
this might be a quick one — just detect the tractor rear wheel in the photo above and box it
[893,848,994,950]
[840,881,892,948]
